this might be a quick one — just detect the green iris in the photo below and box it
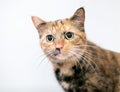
[46,35,54,42]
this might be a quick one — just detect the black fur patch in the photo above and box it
[79,88,88,92]
[55,68,61,81]
[67,88,73,92]
[72,65,81,74]
[63,76,72,82]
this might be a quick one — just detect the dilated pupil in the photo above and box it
[47,35,53,41]
[67,32,72,38]
[65,32,73,39]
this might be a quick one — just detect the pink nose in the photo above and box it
[56,44,63,49]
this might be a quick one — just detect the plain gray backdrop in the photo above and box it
[0,0,120,92]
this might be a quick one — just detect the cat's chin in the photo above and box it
[49,53,79,64]
[48,54,70,63]
[54,54,68,60]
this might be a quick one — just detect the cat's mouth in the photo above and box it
[54,53,68,60]
[53,51,65,57]
[52,48,70,60]
[53,48,61,56]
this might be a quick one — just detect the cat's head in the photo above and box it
[32,7,87,63]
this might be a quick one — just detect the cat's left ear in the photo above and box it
[70,7,85,27]
[31,16,46,30]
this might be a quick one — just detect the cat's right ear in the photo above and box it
[70,7,85,28]
[31,16,46,31]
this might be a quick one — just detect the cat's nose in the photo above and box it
[54,44,63,56]
[56,44,63,50]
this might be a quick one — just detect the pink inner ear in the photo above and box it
[31,16,46,28]
[31,16,41,27]
[71,7,85,23]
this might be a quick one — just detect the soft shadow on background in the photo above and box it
[0,0,120,92]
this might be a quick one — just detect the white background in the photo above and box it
[0,0,120,92]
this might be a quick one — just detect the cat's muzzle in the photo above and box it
[54,48,61,56]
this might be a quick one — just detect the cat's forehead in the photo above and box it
[46,19,77,33]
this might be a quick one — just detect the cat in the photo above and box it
[31,7,120,92]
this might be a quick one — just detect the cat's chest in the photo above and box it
[53,62,75,81]
[53,61,115,92]
[53,62,92,91]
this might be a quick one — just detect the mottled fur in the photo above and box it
[32,7,120,92]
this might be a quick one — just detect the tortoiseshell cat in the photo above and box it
[31,7,120,92]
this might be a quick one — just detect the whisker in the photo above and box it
[73,48,97,59]
[74,44,97,48]
[71,47,99,72]
[71,54,81,67]
[37,50,53,67]
[69,51,85,69]
[79,53,97,73]
[73,46,97,56]
[38,53,46,58]
[74,48,99,69]
[73,48,99,72]
[82,53,99,71]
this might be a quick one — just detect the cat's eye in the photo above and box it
[46,35,54,42]
[64,32,74,40]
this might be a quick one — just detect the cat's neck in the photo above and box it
[52,40,98,76]
[52,53,95,76]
